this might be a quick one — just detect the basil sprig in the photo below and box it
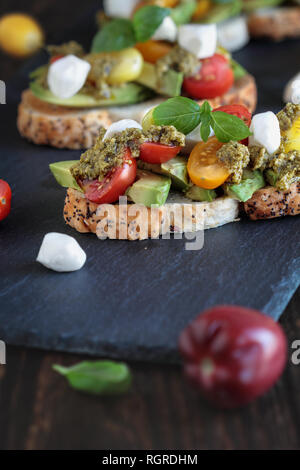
[153,96,252,143]
[53,361,131,396]
[92,5,170,53]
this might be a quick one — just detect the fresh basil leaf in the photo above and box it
[200,118,212,142]
[200,100,212,116]
[230,59,247,81]
[170,1,197,26]
[210,111,252,143]
[91,19,136,52]
[133,5,170,43]
[53,361,131,396]
[153,96,201,135]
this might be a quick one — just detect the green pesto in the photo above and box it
[144,125,185,147]
[156,45,200,80]
[249,146,271,171]
[268,150,300,190]
[277,103,300,132]
[216,141,250,184]
[71,128,144,181]
[83,53,118,99]
[47,41,85,58]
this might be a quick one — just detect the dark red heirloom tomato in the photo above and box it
[179,305,287,408]
[213,104,252,145]
[0,179,12,221]
[139,142,181,164]
[80,149,137,204]
[183,54,234,100]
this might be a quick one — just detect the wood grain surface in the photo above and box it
[0,0,300,450]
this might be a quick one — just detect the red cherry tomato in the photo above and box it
[80,149,137,204]
[50,55,64,64]
[183,54,234,100]
[213,104,252,145]
[179,305,287,408]
[139,142,181,164]
[0,179,12,221]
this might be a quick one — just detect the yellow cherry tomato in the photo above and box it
[0,13,44,58]
[86,48,144,85]
[142,107,155,131]
[193,0,212,20]
[134,0,178,13]
[135,40,172,64]
[187,137,230,189]
[282,115,300,153]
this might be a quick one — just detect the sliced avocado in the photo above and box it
[224,169,265,202]
[230,59,247,81]
[242,0,283,12]
[138,156,189,191]
[30,81,153,108]
[136,62,183,97]
[185,185,217,202]
[265,169,278,187]
[49,160,82,192]
[126,170,171,207]
[203,1,242,24]
[171,1,197,26]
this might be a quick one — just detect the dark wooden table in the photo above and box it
[1,0,300,450]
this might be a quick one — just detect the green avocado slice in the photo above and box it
[126,170,171,207]
[136,62,183,98]
[30,80,153,108]
[49,160,82,192]
[185,185,217,202]
[224,169,265,202]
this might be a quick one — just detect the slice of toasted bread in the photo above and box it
[248,7,300,41]
[17,74,257,150]
[63,188,239,240]
[244,183,300,220]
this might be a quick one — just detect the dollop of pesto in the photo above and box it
[71,125,185,181]
[277,103,300,132]
[47,41,85,58]
[268,150,300,190]
[249,146,271,171]
[83,53,118,99]
[145,125,185,147]
[156,45,200,79]
[71,128,144,181]
[216,141,250,184]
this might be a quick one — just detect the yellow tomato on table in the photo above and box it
[187,137,230,189]
[0,13,44,57]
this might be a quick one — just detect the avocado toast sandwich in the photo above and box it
[49,98,299,240]
[18,4,256,150]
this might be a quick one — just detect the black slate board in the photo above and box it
[0,10,300,362]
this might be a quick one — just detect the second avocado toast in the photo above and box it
[17,4,256,149]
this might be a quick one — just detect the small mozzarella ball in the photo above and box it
[103,0,140,19]
[182,124,215,154]
[178,24,217,59]
[249,111,281,156]
[217,16,249,52]
[152,16,178,42]
[48,54,91,99]
[103,119,142,141]
[36,233,86,272]
[283,73,300,103]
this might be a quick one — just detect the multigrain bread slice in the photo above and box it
[244,183,300,220]
[63,188,239,240]
[17,74,257,150]
[248,7,300,41]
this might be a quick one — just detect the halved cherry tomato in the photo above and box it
[187,137,230,189]
[213,104,252,145]
[139,142,181,164]
[50,54,64,64]
[183,54,234,100]
[135,40,172,64]
[80,149,137,204]
[0,179,12,221]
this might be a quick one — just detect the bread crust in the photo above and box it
[17,89,112,149]
[244,183,300,220]
[248,7,300,41]
[17,74,257,149]
[63,188,239,240]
